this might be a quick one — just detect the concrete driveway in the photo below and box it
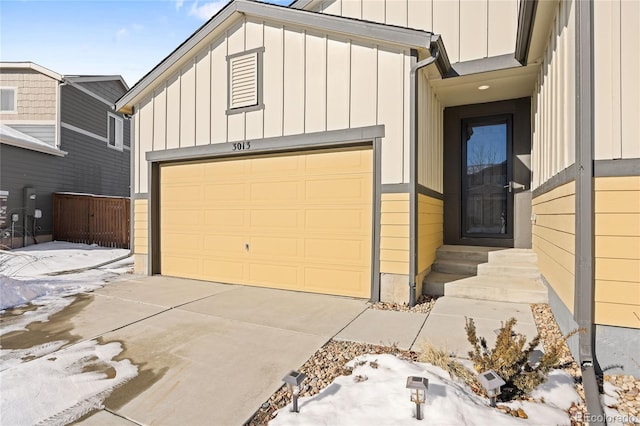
[67,276,369,425]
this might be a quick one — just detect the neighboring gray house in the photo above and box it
[0,62,130,248]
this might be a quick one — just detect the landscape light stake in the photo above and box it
[282,370,306,413]
[406,376,429,420]
[477,370,506,407]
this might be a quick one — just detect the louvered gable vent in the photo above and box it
[229,52,258,109]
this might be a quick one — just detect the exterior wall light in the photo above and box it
[406,376,429,420]
[282,370,306,413]
[477,370,506,407]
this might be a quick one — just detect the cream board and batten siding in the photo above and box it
[0,70,57,121]
[594,0,640,160]
[309,0,518,63]
[132,17,413,196]
[418,70,443,193]
[530,0,576,312]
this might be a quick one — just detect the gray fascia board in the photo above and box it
[515,0,538,65]
[236,0,432,48]
[146,125,385,163]
[65,75,129,91]
[594,158,640,177]
[116,0,434,111]
[430,35,452,78]
[116,2,240,111]
[450,54,522,77]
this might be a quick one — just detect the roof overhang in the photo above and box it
[0,124,67,157]
[116,0,434,113]
[64,75,129,91]
[0,62,63,81]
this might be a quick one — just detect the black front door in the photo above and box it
[462,116,512,239]
[443,98,531,248]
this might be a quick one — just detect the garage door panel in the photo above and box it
[204,183,248,202]
[305,149,370,173]
[249,236,300,257]
[160,147,372,298]
[203,209,246,227]
[249,263,299,287]
[202,259,244,282]
[304,238,368,262]
[250,210,300,229]
[305,177,371,202]
[305,209,369,233]
[304,267,366,296]
[250,181,300,201]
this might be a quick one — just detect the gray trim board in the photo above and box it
[515,0,538,65]
[381,183,410,193]
[450,54,522,77]
[130,118,136,252]
[371,137,383,302]
[417,184,444,200]
[409,50,419,306]
[146,125,385,163]
[430,35,452,78]
[116,0,435,111]
[149,163,160,275]
[594,158,640,177]
[133,192,148,199]
[532,164,576,198]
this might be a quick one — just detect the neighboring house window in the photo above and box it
[0,87,17,113]
[107,113,124,151]
[226,47,264,115]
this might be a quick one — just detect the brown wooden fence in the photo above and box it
[53,193,130,248]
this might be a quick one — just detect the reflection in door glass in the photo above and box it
[464,122,507,235]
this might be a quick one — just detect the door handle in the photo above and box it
[504,181,526,193]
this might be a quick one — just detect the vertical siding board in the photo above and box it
[385,0,407,28]
[263,23,284,138]
[210,37,228,144]
[165,74,181,149]
[349,42,377,129]
[305,32,328,133]
[403,53,410,183]
[433,0,460,63]
[195,49,211,146]
[363,0,385,24]
[227,21,246,142]
[341,0,361,19]
[594,0,615,160]
[152,86,167,151]
[283,27,305,136]
[408,0,432,32]
[377,47,404,184]
[326,36,350,131]
[620,0,640,158]
[245,20,265,140]
[487,0,517,57]
[179,61,196,147]
[460,0,488,61]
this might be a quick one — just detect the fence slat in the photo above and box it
[53,193,130,249]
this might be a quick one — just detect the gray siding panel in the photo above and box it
[7,124,56,146]
[61,85,110,137]
[76,80,127,103]
[0,129,130,238]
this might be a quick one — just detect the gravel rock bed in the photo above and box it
[246,341,417,426]
[531,304,587,425]
[604,374,640,423]
[369,294,437,314]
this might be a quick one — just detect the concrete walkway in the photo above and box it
[63,277,538,425]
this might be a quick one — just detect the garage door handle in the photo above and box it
[245,243,249,251]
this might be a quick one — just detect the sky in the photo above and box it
[0,0,290,87]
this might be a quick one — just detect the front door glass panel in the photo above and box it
[462,119,510,237]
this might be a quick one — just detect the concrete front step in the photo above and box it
[432,259,479,275]
[422,271,473,296]
[477,262,541,279]
[444,275,548,304]
[488,248,538,263]
[436,245,505,263]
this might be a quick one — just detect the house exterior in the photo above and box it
[0,62,131,248]
[116,0,639,386]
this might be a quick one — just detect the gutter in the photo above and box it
[408,41,440,307]
[574,0,605,423]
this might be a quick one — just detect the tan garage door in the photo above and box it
[159,147,372,298]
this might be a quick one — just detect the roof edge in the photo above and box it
[0,62,63,81]
[116,0,433,111]
[64,75,129,91]
[515,0,538,65]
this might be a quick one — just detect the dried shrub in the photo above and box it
[465,316,577,401]
[418,343,481,391]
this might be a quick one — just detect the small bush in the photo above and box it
[465,316,571,401]
[418,344,481,391]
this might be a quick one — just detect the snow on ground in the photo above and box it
[0,339,137,425]
[1,242,136,425]
[270,354,580,426]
